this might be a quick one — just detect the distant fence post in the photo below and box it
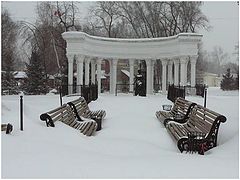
[20,95,23,131]
[59,86,63,106]
[204,88,207,108]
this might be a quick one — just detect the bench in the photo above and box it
[67,97,106,130]
[156,97,196,126]
[165,104,227,154]
[40,104,97,136]
[1,123,13,134]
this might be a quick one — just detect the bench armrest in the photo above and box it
[40,113,55,127]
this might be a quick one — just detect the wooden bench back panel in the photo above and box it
[46,104,75,123]
[73,97,89,112]
[75,105,88,114]
[171,98,192,116]
[188,104,222,135]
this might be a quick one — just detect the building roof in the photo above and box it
[13,71,27,79]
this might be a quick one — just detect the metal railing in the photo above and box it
[167,84,207,103]
[59,84,98,104]
[167,84,186,103]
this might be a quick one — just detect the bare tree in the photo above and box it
[233,44,239,62]
[87,2,120,37]
[55,1,81,32]
[18,1,81,77]
[211,46,229,76]
[1,9,18,71]
[87,2,210,38]
[1,9,19,92]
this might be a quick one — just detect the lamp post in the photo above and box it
[19,92,24,131]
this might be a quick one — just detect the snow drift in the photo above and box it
[1,87,239,178]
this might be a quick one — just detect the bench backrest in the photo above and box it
[68,97,89,116]
[40,104,75,127]
[171,97,195,118]
[71,97,89,110]
[187,104,227,136]
[67,97,90,121]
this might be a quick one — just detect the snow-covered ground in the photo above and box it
[1,87,239,178]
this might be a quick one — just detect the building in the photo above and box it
[13,71,27,86]
[203,72,222,87]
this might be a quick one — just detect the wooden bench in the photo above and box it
[67,97,106,130]
[40,104,97,136]
[165,104,227,154]
[156,97,196,126]
[1,123,13,134]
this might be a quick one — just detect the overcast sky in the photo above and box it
[1,1,239,61]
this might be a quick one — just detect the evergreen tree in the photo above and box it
[23,50,49,95]
[234,72,239,90]
[1,71,18,95]
[1,51,18,95]
[220,68,235,91]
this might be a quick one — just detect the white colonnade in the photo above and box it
[62,31,202,95]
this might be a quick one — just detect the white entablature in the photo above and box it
[62,31,202,59]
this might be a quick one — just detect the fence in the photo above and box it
[195,84,207,97]
[167,84,207,103]
[60,84,98,104]
[167,84,186,103]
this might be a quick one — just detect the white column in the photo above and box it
[84,57,90,86]
[96,60,102,94]
[67,54,74,94]
[112,60,118,95]
[129,59,135,93]
[91,59,96,84]
[146,60,153,95]
[190,55,198,87]
[151,60,155,93]
[168,60,173,85]
[173,58,180,86]
[109,60,113,94]
[76,54,84,93]
[180,56,189,86]
[161,59,168,94]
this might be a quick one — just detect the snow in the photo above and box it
[1,87,239,178]
[121,69,130,77]
[63,31,202,43]
[13,71,27,79]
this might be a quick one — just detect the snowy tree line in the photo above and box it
[1,2,239,95]
[84,2,210,38]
